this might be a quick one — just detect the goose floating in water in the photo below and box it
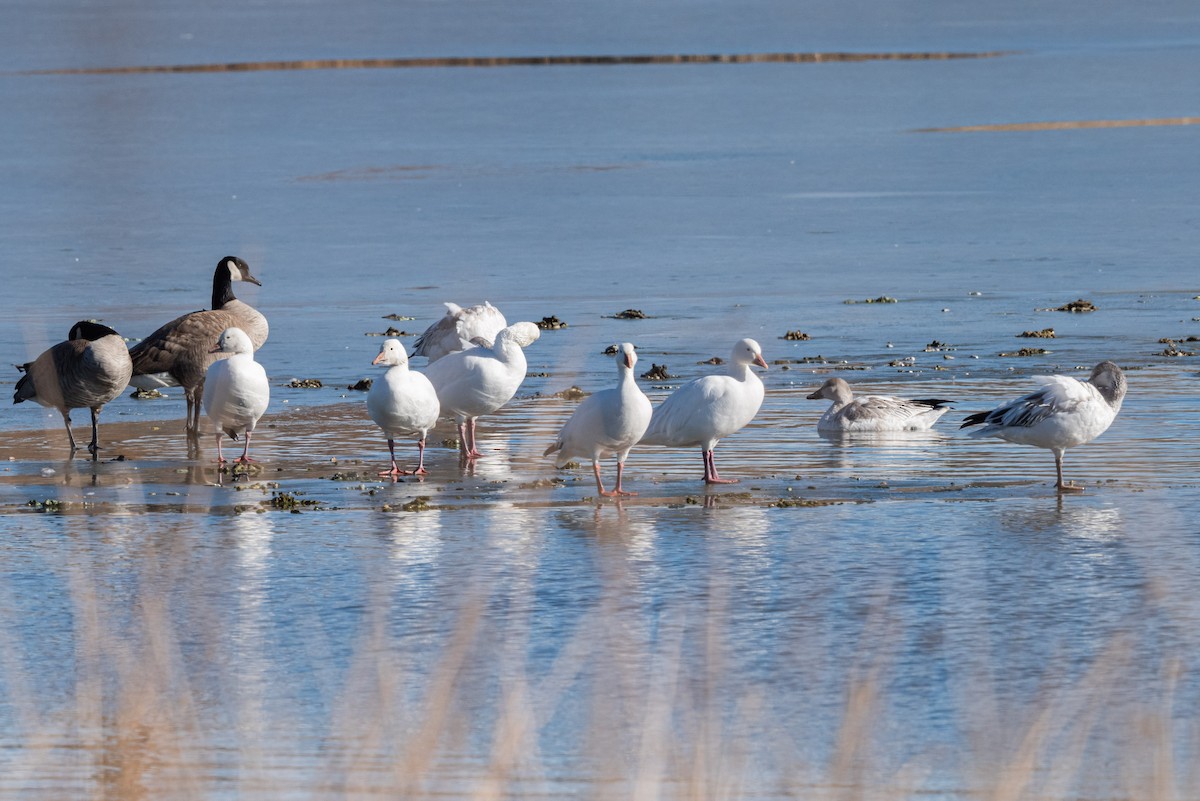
[960,361,1126,493]
[367,339,441,476]
[202,327,270,464]
[13,321,133,459]
[806,377,952,433]
[638,338,767,484]
[129,256,268,433]
[423,321,540,460]
[544,342,653,497]
[411,301,507,363]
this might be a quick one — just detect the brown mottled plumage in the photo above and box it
[14,321,133,457]
[128,256,268,432]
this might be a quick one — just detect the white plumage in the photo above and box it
[423,321,540,460]
[367,339,441,476]
[961,361,1126,492]
[411,301,508,363]
[202,327,270,464]
[639,338,768,484]
[544,342,653,497]
[806,377,952,433]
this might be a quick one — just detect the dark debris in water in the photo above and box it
[612,309,648,319]
[267,491,322,512]
[1019,328,1056,338]
[843,296,898,305]
[288,378,324,388]
[536,316,568,330]
[998,348,1051,357]
[769,498,847,508]
[553,385,589,400]
[1159,338,1197,357]
[782,330,811,341]
[130,388,164,399]
[641,363,673,381]
[1046,298,1098,312]
[382,313,416,321]
[924,340,956,352]
[347,378,373,391]
[366,326,411,337]
[698,356,725,365]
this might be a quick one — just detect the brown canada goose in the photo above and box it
[129,256,268,433]
[14,321,134,458]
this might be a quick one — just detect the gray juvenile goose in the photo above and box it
[129,256,268,432]
[14,321,134,458]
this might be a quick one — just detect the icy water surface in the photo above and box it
[1,0,1200,797]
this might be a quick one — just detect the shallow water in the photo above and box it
[2,1,1200,797]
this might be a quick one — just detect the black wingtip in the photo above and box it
[960,411,988,429]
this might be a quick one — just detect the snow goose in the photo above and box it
[13,321,133,458]
[639,338,768,484]
[202,327,270,464]
[423,321,540,460]
[129,256,267,433]
[806,377,952,432]
[960,361,1126,493]
[367,339,441,476]
[411,301,507,363]
[544,342,653,496]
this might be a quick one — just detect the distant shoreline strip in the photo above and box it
[24,50,1009,76]
[918,117,1200,133]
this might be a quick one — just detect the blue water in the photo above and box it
[1,0,1200,797]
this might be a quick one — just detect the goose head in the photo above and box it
[212,256,261,309]
[373,339,409,368]
[211,327,255,355]
[807,377,852,403]
[1088,361,1126,408]
[615,342,637,371]
[68,320,121,342]
[732,338,768,370]
[496,322,541,350]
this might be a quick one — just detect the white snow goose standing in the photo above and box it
[367,339,441,476]
[638,338,768,484]
[202,327,270,464]
[129,256,268,433]
[423,321,540,460]
[806,377,952,433]
[13,321,134,458]
[411,301,507,363]
[960,361,1126,493]
[544,342,653,497]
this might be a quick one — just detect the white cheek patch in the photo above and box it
[226,259,241,281]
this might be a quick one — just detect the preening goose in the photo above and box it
[202,327,270,464]
[422,321,540,460]
[544,342,653,497]
[960,361,1126,493]
[367,339,441,476]
[13,321,133,458]
[411,301,507,363]
[639,338,767,484]
[129,256,267,432]
[806,377,952,433]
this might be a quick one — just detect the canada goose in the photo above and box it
[367,339,440,476]
[543,342,653,497]
[638,338,768,484]
[13,321,134,458]
[129,256,268,432]
[202,327,270,464]
[961,361,1126,493]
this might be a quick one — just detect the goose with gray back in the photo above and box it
[13,321,134,458]
[411,301,507,363]
[129,256,267,433]
[806,377,952,433]
[960,361,1126,493]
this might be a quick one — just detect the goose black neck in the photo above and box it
[212,262,237,309]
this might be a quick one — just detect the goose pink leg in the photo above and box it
[702,449,738,485]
